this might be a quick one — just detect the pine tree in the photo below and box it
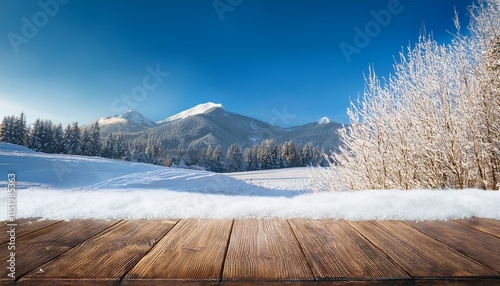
[80,129,92,156]
[210,145,224,172]
[52,124,65,154]
[66,122,81,155]
[0,116,12,143]
[12,112,26,146]
[280,140,297,168]
[102,134,116,158]
[89,122,102,156]
[257,139,278,170]
[28,119,43,151]
[226,144,243,172]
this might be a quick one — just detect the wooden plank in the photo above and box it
[0,219,118,280]
[221,280,413,286]
[288,219,410,280]
[414,278,500,286]
[223,219,314,281]
[21,220,178,282]
[126,219,233,281]
[122,280,219,286]
[1,219,61,244]
[348,221,497,278]
[455,218,500,239]
[407,220,500,273]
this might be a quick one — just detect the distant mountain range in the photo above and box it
[93,102,343,152]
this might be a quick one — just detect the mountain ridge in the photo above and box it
[93,102,342,153]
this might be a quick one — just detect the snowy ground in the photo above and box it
[0,143,498,221]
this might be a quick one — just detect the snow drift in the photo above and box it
[0,143,498,220]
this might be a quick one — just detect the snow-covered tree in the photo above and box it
[52,124,65,154]
[280,140,297,168]
[80,129,92,156]
[226,143,244,172]
[257,139,278,170]
[244,146,258,171]
[89,122,102,156]
[316,0,500,191]
[0,113,26,146]
[65,122,81,155]
[210,145,225,172]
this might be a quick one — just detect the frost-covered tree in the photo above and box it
[210,145,225,172]
[316,0,500,191]
[0,116,14,144]
[65,122,81,155]
[280,140,297,168]
[80,129,92,156]
[257,139,278,170]
[12,112,26,146]
[226,143,244,172]
[0,113,26,146]
[52,124,65,154]
[89,122,102,156]
[244,146,258,171]
[102,134,116,159]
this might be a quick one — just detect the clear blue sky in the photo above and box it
[0,0,471,127]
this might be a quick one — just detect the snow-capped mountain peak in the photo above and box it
[317,117,331,124]
[120,110,157,128]
[97,110,156,129]
[159,102,223,123]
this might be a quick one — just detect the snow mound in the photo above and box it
[0,143,499,220]
[159,102,223,123]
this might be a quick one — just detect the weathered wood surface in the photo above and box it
[1,219,118,281]
[407,220,500,273]
[23,220,178,281]
[455,217,500,238]
[223,219,313,281]
[348,221,497,278]
[127,219,232,281]
[288,219,410,280]
[0,218,496,285]
[1,219,61,244]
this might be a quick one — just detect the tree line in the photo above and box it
[0,113,127,159]
[0,113,325,172]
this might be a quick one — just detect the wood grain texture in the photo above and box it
[126,219,233,281]
[348,221,497,278]
[455,217,500,239]
[1,219,61,244]
[0,219,118,280]
[22,220,178,280]
[223,219,314,281]
[221,280,415,286]
[288,219,410,280]
[406,220,500,273]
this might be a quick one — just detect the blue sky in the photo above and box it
[1,0,471,127]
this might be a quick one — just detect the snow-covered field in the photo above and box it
[0,143,498,221]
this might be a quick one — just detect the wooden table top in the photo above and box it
[1,217,499,285]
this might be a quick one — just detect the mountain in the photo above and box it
[97,102,343,153]
[96,110,157,134]
[157,102,223,123]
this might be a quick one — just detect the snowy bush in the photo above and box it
[317,0,500,191]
